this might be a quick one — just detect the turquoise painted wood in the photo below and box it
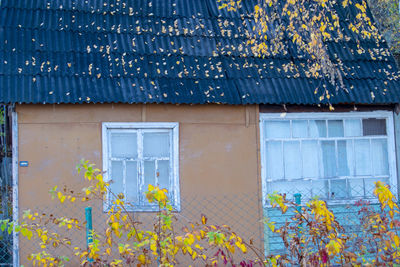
[264,203,387,255]
[85,207,93,263]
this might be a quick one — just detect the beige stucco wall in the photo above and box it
[16,103,263,265]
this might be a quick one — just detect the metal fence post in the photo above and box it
[85,207,93,263]
[294,193,301,212]
[294,193,302,255]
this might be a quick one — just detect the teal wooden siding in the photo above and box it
[264,203,392,256]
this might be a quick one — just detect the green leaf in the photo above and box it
[0,223,6,232]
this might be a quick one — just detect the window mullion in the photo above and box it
[335,140,338,178]
[289,120,293,139]
[353,137,357,176]
[138,129,144,205]
[369,138,374,177]
[362,177,366,198]
[281,140,285,180]
[318,139,323,179]
[123,160,127,201]
[155,159,159,187]
[328,179,332,200]
[300,140,303,179]
[325,120,329,137]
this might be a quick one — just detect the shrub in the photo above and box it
[2,161,262,266]
[266,181,400,266]
[1,160,399,266]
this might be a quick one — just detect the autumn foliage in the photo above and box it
[217,0,399,109]
[266,181,400,265]
[1,160,399,266]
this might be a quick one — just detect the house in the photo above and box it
[1,0,400,265]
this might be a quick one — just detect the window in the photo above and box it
[102,122,179,211]
[260,112,397,204]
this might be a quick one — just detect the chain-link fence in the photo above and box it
[265,181,399,255]
[17,180,399,265]
[0,104,13,266]
[19,193,265,266]
[0,158,12,266]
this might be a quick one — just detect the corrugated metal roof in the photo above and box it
[0,0,400,105]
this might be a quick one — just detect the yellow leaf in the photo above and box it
[138,254,146,264]
[201,215,207,225]
[227,243,235,253]
[148,184,154,191]
[394,235,400,247]
[112,222,119,230]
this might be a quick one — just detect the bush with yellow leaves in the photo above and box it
[1,160,399,266]
[1,160,263,266]
[265,181,400,266]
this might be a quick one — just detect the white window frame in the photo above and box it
[102,122,180,212]
[259,111,397,206]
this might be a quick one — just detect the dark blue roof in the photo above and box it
[0,0,400,105]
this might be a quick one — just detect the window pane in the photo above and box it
[265,141,284,180]
[264,121,290,138]
[110,161,124,198]
[157,160,170,190]
[267,181,286,195]
[321,141,336,178]
[330,179,347,199]
[328,120,344,137]
[144,161,156,193]
[312,180,328,199]
[283,141,301,179]
[355,140,371,176]
[309,120,326,138]
[144,132,170,157]
[111,133,137,158]
[371,139,389,176]
[267,180,311,200]
[362,118,386,136]
[292,120,308,138]
[126,161,138,203]
[364,178,389,197]
[302,141,319,178]
[338,140,354,176]
[349,178,364,198]
[344,119,361,137]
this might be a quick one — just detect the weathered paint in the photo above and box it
[260,105,400,255]
[265,203,393,256]
[16,103,263,265]
[12,109,19,267]
[393,110,400,192]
